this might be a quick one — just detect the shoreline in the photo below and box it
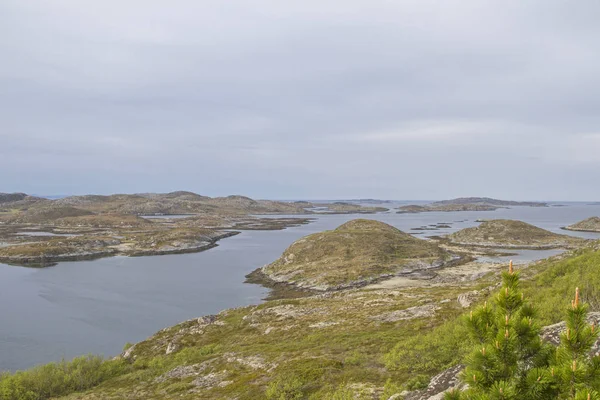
[0,231,240,268]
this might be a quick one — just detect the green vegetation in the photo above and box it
[447,262,600,399]
[447,219,586,249]
[260,219,453,290]
[0,356,130,400]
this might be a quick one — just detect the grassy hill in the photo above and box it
[446,219,586,249]
[256,219,453,290]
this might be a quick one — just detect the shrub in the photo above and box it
[0,355,130,400]
[446,261,600,399]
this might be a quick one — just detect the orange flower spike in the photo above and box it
[505,329,509,338]
[509,260,513,274]
[575,287,580,307]
[505,287,509,296]
[505,315,509,326]
[481,347,486,355]
[592,323,596,334]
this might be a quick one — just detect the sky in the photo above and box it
[1,1,599,201]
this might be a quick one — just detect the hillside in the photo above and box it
[564,216,600,233]
[446,219,586,249]
[0,192,48,211]
[254,219,454,290]
[2,237,595,399]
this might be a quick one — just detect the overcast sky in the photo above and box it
[1,1,599,200]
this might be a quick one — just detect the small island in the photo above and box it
[563,217,600,233]
[445,219,586,249]
[249,219,457,291]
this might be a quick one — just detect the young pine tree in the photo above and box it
[445,261,600,400]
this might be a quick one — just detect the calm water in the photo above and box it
[1,203,599,371]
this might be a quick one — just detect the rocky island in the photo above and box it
[249,219,457,291]
[397,197,547,213]
[14,218,594,400]
[563,216,600,233]
[446,219,586,249]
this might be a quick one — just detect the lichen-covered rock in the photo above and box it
[372,304,440,323]
[401,364,465,400]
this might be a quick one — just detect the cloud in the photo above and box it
[1,0,600,199]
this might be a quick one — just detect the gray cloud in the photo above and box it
[1,0,599,200]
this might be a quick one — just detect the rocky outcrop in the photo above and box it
[400,364,465,400]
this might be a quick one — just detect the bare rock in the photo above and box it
[155,362,212,383]
[541,312,600,355]
[165,341,179,355]
[457,291,480,308]
[372,304,440,323]
[192,371,231,389]
[402,364,464,400]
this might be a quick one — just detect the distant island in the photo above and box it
[397,197,547,213]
